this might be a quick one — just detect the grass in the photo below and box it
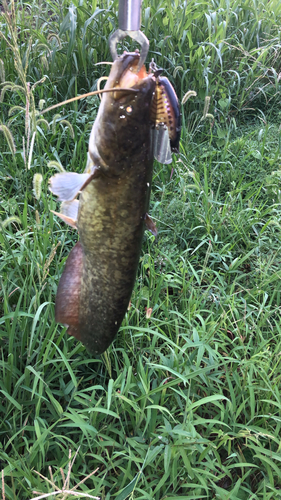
[1,0,281,498]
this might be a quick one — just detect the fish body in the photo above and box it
[51,52,157,355]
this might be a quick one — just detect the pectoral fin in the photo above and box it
[55,241,83,341]
[49,167,100,201]
[145,213,157,236]
[51,200,79,228]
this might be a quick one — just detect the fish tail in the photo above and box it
[55,241,84,341]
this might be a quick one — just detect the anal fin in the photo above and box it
[67,325,81,341]
[55,241,84,342]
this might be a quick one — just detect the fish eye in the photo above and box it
[126,105,133,114]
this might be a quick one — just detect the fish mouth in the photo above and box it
[107,52,152,101]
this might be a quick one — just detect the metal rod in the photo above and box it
[118,0,142,31]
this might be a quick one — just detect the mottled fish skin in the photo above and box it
[55,52,156,355]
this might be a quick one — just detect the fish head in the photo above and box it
[89,51,156,174]
[106,51,150,100]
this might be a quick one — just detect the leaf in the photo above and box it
[115,474,141,500]
[0,390,22,410]
[186,395,229,412]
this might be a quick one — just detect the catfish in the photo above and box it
[50,51,180,355]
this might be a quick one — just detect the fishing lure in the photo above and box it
[149,64,181,164]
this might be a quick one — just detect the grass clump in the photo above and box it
[1,0,281,499]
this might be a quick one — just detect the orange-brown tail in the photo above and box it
[55,242,84,341]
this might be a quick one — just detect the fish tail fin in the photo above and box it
[55,241,84,341]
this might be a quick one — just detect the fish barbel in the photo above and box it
[50,51,160,355]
